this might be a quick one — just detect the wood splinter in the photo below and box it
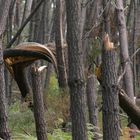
[103,33,116,51]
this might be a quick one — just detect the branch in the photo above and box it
[117,47,140,85]
[7,0,45,48]
[131,48,140,60]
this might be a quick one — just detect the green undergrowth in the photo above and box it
[8,74,139,140]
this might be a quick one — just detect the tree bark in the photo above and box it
[86,75,98,139]
[101,34,120,140]
[102,1,120,139]
[55,0,68,89]
[31,66,48,140]
[116,0,134,100]
[86,75,98,126]
[65,0,88,140]
[119,89,140,129]
[134,1,140,98]
[0,0,11,139]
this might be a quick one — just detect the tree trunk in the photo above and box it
[22,0,33,23]
[116,0,134,100]
[5,0,16,105]
[65,0,88,140]
[31,66,48,140]
[119,89,140,129]
[17,0,32,43]
[135,1,140,98]
[102,34,120,140]
[55,0,68,89]
[0,0,11,139]
[15,0,21,29]
[101,1,120,139]
[86,75,98,139]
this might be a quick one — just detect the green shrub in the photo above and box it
[48,129,71,140]
[8,102,36,136]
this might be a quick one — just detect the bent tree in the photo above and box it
[0,0,11,139]
[65,0,88,140]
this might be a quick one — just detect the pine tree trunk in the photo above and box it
[101,1,120,139]
[0,0,11,139]
[55,0,68,89]
[86,75,98,139]
[31,66,48,140]
[102,35,120,140]
[116,0,134,100]
[65,0,88,140]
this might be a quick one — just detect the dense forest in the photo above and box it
[0,0,140,140]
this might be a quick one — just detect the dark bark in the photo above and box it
[65,0,88,140]
[0,41,11,140]
[119,89,140,129]
[98,65,140,130]
[0,0,11,139]
[101,35,120,140]
[15,0,21,29]
[55,0,68,89]
[86,75,98,126]
[5,0,16,105]
[86,75,99,140]
[102,1,120,139]
[31,66,48,140]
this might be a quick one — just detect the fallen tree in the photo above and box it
[118,87,140,129]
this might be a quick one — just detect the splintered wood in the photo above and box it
[103,33,116,51]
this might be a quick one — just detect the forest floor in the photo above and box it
[8,74,140,140]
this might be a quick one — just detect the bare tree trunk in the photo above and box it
[116,0,134,100]
[102,34,120,140]
[65,0,88,140]
[22,0,32,23]
[101,1,120,139]
[44,2,55,90]
[15,0,21,29]
[17,0,32,43]
[31,66,48,140]
[135,1,140,97]
[82,1,101,139]
[5,0,16,105]
[86,74,98,140]
[55,0,68,89]
[0,0,11,139]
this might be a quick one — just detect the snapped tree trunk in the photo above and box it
[0,0,11,139]
[31,66,48,140]
[65,0,88,140]
[101,34,120,140]
[101,1,120,139]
